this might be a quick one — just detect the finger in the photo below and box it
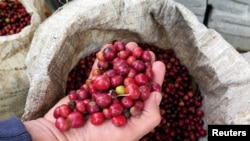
[127,91,162,140]
[125,42,155,63]
[89,43,114,79]
[125,61,165,139]
[89,59,98,79]
[152,61,166,86]
[149,51,155,63]
[125,41,138,51]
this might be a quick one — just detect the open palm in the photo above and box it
[24,43,165,141]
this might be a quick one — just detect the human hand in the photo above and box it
[24,43,165,141]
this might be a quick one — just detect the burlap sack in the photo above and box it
[22,0,250,129]
[242,52,250,64]
[0,0,45,119]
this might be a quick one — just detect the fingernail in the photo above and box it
[155,92,162,106]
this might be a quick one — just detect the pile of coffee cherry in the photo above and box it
[139,43,206,141]
[64,41,207,140]
[54,41,161,131]
[0,0,31,36]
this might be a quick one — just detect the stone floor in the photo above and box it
[175,0,250,52]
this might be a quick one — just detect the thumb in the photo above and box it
[143,91,162,112]
[141,91,162,126]
[128,91,162,140]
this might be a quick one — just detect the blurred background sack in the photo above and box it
[0,0,45,119]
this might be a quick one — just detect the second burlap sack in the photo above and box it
[0,0,45,119]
